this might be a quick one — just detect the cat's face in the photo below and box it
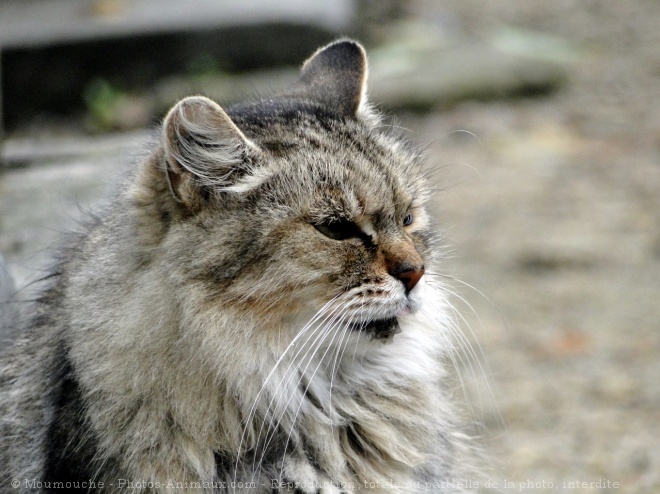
[146,41,437,342]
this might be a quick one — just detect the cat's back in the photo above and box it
[0,286,62,488]
[0,220,111,488]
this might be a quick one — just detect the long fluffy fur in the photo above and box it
[0,40,472,493]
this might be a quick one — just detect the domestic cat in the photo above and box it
[0,39,471,492]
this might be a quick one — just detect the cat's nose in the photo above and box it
[390,263,425,293]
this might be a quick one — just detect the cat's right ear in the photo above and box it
[162,96,258,209]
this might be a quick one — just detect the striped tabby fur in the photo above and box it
[0,40,472,493]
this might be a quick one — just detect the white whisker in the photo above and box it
[234,295,341,481]
[251,298,353,480]
[276,305,354,483]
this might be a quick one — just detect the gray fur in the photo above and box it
[0,255,17,346]
[0,40,473,492]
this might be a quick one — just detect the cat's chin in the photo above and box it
[352,317,402,340]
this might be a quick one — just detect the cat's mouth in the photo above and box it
[351,317,401,340]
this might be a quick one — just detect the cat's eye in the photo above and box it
[403,213,414,227]
[313,219,363,241]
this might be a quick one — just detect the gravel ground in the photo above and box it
[1,2,659,493]
[404,2,660,492]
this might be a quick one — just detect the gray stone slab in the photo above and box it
[1,130,152,167]
[145,41,569,118]
[0,0,354,49]
[0,132,148,291]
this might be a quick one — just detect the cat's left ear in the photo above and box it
[298,39,368,118]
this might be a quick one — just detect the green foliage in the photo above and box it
[83,78,125,130]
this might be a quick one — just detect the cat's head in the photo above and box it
[139,40,440,342]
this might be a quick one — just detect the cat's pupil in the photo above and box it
[313,219,362,241]
[403,213,413,226]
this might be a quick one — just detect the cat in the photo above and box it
[0,39,472,492]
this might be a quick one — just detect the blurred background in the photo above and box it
[0,1,658,492]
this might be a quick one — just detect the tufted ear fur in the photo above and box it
[162,96,258,209]
[297,39,368,118]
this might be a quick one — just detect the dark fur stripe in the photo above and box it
[43,346,102,491]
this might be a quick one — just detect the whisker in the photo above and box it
[233,295,341,481]
[251,298,353,480]
[276,307,354,483]
[425,276,505,433]
[327,315,355,428]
